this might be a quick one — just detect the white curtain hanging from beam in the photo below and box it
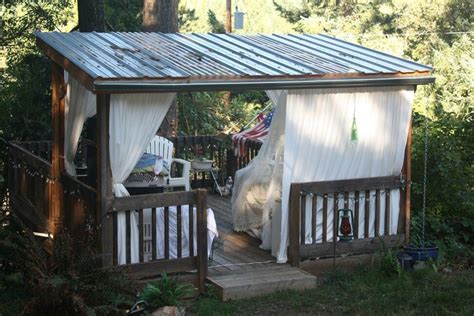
[275,86,414,263]
[109,93,176,265]
[64,72,97,175]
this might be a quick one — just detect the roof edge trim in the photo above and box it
[93,76,435,93]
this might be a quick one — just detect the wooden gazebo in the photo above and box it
[7,31,433,298]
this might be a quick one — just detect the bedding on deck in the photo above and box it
[142,206,218,261]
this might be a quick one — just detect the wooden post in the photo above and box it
[288,183,301,267]
[225,0,232,33]
[50,63,65,236]
[96,94,113,266]
[196,189,208,294]
[403,116,412,243]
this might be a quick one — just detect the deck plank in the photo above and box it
[207,266,317,301]
[205,194,318,300]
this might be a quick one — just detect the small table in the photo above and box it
[191,166,223,197]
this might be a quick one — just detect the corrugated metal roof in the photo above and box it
[35,32,433,92]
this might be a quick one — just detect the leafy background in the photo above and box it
[0,0,472,258]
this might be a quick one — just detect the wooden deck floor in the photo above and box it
[207,194,277,275]
[206,194,317,300]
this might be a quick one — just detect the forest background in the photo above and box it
[0,0,472,259]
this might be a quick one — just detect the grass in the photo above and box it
[188,265,474,315]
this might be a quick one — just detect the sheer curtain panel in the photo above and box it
[110,93,176,265]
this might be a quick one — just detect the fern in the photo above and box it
[140,273,195,309]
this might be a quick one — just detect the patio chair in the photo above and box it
[146,136,191,191]
[125,136,191,191]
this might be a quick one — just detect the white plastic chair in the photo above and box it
[145,136,191,191]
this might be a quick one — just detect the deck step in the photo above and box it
[207,265,317,301]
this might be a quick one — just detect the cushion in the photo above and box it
[132,153,170,176]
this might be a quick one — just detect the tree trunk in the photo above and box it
[142,0,178,32]
[142,0,179,137]
[78,0,106,32]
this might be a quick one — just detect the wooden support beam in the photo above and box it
[196,189,208,294]
[288,183,301,267]
[50,63,65,236]
[225,0,232,33]
[403,116,413,243]
[96,94,113,266]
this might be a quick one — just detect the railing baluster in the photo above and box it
[188,203,194,256]
[125,210,131,264]
[311,195,317,244]
[385,189,391,235]
[322,195,328,243]
[375,189,380,237]
[164,206,170,259]
[300,194,306,245]
[354,191,359,239]
[177,205,182,258]
[344,192,349,208]
[152,207,157,261]
[333,192,338,242]
[138,209,144,263]
[364,190,370,238]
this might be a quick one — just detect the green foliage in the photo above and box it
[190,265,474,315]
[273,0,473,261]
[0,0,74,60]
[376,238,403,277]
[0,212,136,315]
[177,91,268,136]
[0,0,74,196]
[207,10,226,34]
[140,273,194,310]
[104,0,142,31]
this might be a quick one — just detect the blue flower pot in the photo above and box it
[403,244,439,262]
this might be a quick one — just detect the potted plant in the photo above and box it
[403,243,439,262]
[139,273,195,315]
[191,146,213,170]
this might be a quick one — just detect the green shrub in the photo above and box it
[0,211,136,315]
[140,273,195,310]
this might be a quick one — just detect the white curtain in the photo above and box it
[64,72,96,175]
[276,86,414,263]
[110,93,176,265]
[231,90,287,251]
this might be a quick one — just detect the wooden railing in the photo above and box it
[110,189,208,292]
[232,138,262,172]
[61,172,97,235]
[8,136,263,192]
[8,142,52,231]
[7,141,97,234]
[170,135,262,187]
[288,176,406,267]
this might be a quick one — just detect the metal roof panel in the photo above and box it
[35,32,433,91]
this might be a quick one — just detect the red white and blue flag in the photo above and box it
[232,110,274,157]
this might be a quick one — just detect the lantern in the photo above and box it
[234,6,244,29]
[337,208,354,242]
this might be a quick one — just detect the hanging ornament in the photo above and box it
[351,104,358,142]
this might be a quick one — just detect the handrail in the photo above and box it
[288,175,406,267]
[111,190,196,212]
[8,142,52,177]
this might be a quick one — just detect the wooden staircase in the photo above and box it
[207,264,317,301]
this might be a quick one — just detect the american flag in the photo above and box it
[232,110,274,157]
